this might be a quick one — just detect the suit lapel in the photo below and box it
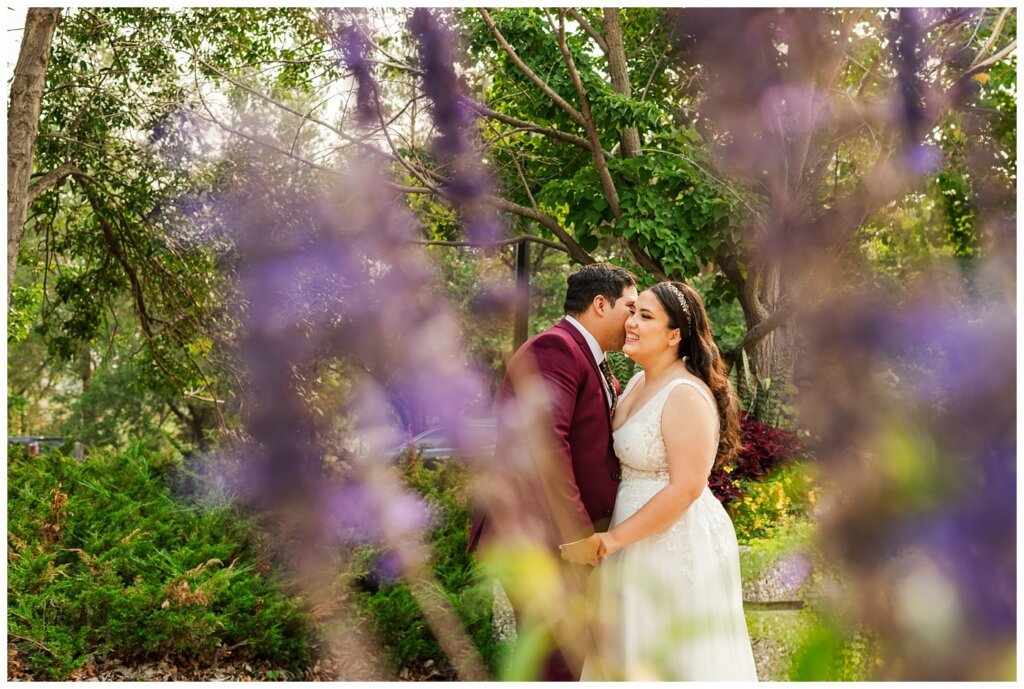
[554,319,613,411]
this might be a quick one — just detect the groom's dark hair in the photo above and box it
[563,263,637,316]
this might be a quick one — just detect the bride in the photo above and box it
[562,281,758,681]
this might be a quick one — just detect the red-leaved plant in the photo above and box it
[709,413,804,505]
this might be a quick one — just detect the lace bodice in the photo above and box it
[612,371,719,480]
[608,370,735,589]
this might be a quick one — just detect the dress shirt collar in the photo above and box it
[564,315,605,366]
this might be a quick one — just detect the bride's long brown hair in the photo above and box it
[651,281,741,468]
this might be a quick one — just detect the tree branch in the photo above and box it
[724,299,796,365]
[410,235,569,253]
[566,9,608,54]
[460,97,601,154]
[966,39,1016,75]
[477,8,587,127]
[27,164,81,202]
[973,7,1012,66]
[487,196,595,265]
[552,10,621,216]
[716,249,767,326]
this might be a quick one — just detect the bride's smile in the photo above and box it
[622,289,682,369]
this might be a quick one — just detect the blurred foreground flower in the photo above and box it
[669,7,1015,680]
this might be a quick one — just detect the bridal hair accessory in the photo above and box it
[664,282,692,332]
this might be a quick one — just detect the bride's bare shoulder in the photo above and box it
[663,376,718,419]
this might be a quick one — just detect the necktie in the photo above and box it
[598,359,618,417]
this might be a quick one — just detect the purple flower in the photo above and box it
[407,8,503,244]
[776,553,813,591]
[331,11,378,125]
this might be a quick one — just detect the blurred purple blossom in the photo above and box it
[891,8,928,143]
[407,8,502,244]
[667,7,1015,678]
[913,446,1015,635]
[373,550,405,582]
[776,553,814,591]
[332,10,378,125]
[324,480,434,546]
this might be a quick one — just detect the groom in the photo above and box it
[469,263,637,680]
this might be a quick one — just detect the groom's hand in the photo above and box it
[558,534,601,566]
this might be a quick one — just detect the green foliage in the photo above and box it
[53,346,177,450]
[728,462,818,543]
[738,519,816,585]
[736,516,880,681]
[788,619,878,681]
[783,523,882,681]
[692,272,745,353]
[8,280,44,345]
[7,443,313,680]
[605,350,637,388]
[17,7,335,450]
[458,8,745,285]
[346,455,499,674]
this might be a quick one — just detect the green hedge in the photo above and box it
[7,442,313,680]
[344,454,503,676]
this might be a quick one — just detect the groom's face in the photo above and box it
[603,285,639,351]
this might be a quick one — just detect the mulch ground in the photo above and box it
[8,642,455,682]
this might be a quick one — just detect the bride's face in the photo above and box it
[622,289,681,362]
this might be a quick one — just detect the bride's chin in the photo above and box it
[623,344,644,363]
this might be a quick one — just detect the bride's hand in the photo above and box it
[596,531,622,560]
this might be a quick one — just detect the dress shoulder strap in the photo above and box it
[620,369,645,402]
[662,378,720,431]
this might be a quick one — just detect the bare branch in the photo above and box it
[966,39,1017,75]
[973,7,1012,66]
[639,49,667,102]
[185,46,389,160]
[487,195,596,266]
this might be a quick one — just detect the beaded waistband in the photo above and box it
[620,465,670,481]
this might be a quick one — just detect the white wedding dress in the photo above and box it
[581,373,758,681]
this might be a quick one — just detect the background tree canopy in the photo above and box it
[8,7,1014,448]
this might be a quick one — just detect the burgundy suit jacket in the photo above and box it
[469,318,622,550]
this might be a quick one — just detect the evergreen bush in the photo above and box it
[345,453,499,676]
[7,443,313,679]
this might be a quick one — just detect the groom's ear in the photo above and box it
[592,294,607,314]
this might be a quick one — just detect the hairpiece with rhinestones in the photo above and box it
[664,282,692,332]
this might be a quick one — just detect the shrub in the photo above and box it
[710,412,806,506]
[345,454,499,675]
[7,443,313,680]
[728,462,819,542]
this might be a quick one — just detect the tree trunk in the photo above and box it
[603,8,642,159]
[79,344,93,436]
[185,401,215,452]
[7,8,60,299]
[749,265,795,423]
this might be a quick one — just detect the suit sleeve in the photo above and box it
[524,333,594,542]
